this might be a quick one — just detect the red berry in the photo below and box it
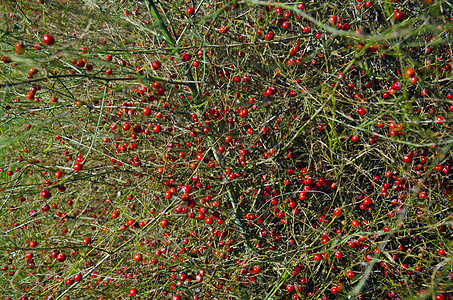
[394,11,405,20]
[333,208,342,216]
[15,42,25,55]
[73,163,83,171]
[329,16,337,26]
[143,107,151,115]
[265,31,274,41]
[74,273,83,281]
[402,155,412,163]
[405,68,415,77]
[160,219,168,227]
[151,61,161,70]
[56,253,66,262]
[356,107,366,116]
[41,190,51,199]
[153,124,161,133]
[134,253,143,261]
[435,116,445,125]
[129,288,137,296]
[182,52,192,61]
[42,34,55,45]
[252,265,261,273]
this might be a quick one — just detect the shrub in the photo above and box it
[0,0,452,299]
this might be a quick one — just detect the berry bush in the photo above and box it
[1,0,453,299]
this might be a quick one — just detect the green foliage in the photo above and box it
[0,0,452,299]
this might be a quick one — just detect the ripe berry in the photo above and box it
[153,124,161,133]
[143,107,151,115]
[41,190,51,199]
[329,16,337,26]
[2,55,11,63]
[356,108,366,116]
[15,42,25,55]
[265,31,274,41]
[151,61,161,70]
[42,34,55,45]
[74,273,83,281]
[160,219,168,227]
[394,11,405,21]
[134,253,143,261]
[402,155,412,163]
[333,208,342,216]
[405,68,415,78]
[182,52,191,61]
[73,163,83,171]
[219,26,228,33]
[252,265,261,273]
[435,116,445,125]
[56,253,66,262]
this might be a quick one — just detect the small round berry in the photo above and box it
[56,253,66,262]
[313,253,322,261]
[134,253,143,262]
[151,61,161,70]
[356,107,366,116]
[129,288,138,296]
[394,11,405,21]
[346,271,355,278]
[42,34,55,45]
[333,208,342,216]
